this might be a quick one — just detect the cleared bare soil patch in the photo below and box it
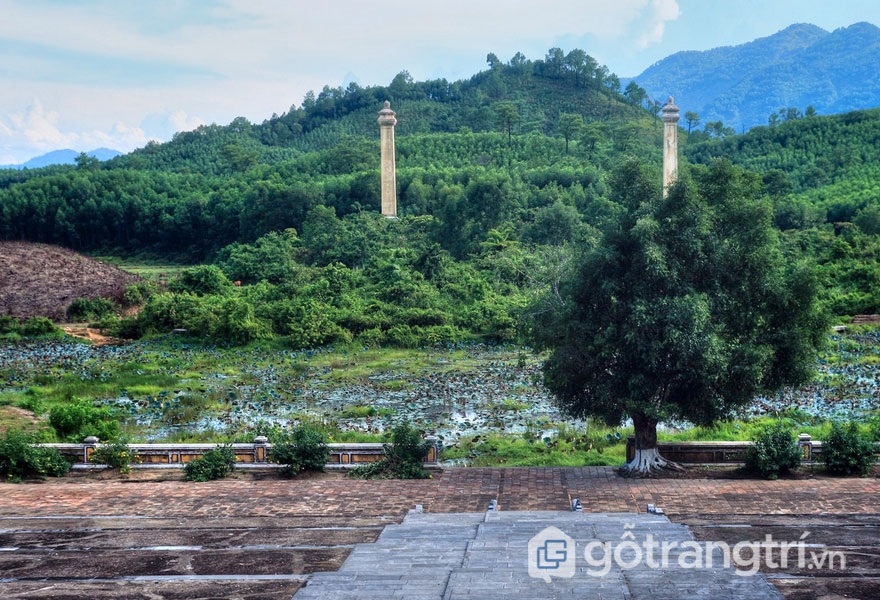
[0,241,139,320]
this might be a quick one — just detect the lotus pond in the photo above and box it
[1,329,879,462]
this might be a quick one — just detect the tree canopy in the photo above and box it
[527,159,827,474]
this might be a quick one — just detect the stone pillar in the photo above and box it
[661,96,680,197]
[254,436,268,463]
[83,435,99,463]
[378,101,398,218]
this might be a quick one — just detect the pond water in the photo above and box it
[1,331,878,443]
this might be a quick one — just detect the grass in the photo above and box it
[338,405,395,418]
[91,256,192,282]
[442,413,880,467]
[318,347,497,381]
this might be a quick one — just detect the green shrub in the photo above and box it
[137,292,217,335]
[66,297,115,322]
[385,324,419,348]
[184,444,235,481]
[215,229,301,284]
[351,423,432,479]
[282,299,349,348]
[91,439,139,474]
[355,327,385,347]
[20,316,59,337]
[111,316,143,339]
[212,297,271,344]
[271,425,328,477]
[121,282,157,308]
[49,399,120,442]
[0,315,18,335]
[744,422,801,479]
[823,422,876,476]
[18,394,43,415]
[169,265,233,296]
[93,313,120,330]
[0,430,70,481]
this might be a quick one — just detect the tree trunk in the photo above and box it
[620,413,682,477]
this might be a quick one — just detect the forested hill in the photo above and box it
[630,22,880,131]
[0,47,879,322]
[0,48,663,259]
[686,107,880,315]
[101,52,649,176]
[686,107,880,224]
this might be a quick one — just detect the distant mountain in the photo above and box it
[0,148,122,170]
[630,22,880,131]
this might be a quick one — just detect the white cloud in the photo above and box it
[0,0,683,162]
[0,99,152,163]
[637,0,682,48]
[140,109,207,142]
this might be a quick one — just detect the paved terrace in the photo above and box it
[0,468,878,598]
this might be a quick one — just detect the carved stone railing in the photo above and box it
[39,435,441,470]
[625,433,843,464]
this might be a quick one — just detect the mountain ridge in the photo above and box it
[631,21,880,130]
[0,148,122,170]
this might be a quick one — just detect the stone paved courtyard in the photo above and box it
[1,468,879,598]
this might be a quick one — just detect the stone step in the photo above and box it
[293,510,783,600]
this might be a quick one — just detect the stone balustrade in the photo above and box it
[38,435,440,470]
[625,433,844,464]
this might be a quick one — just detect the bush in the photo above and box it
[0,315,18,335]
[282,299,349,349]
[212,297,271,345]
[184,444,235,481]
[66,297,115,322]
[49,398,120,442]
[351,423,432,479]
[744,422,801,479]
[137,292,218,335]
[0,430,70,481]
[20,316,59,337]
[112,316,144,339]
[121,282,157,308]
[271,425,328,477]
[169,265,233,296]
[823,422,876,476]
[91,439,139,474]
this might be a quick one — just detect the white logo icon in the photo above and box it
[528,526,576,583]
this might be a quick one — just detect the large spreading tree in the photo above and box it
[528,159,827,475]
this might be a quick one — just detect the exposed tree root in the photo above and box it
[618,447,685,478]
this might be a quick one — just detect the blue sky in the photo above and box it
[1,0,878,164]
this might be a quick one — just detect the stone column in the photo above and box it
[661,96,680,197]
[378,101,398,218]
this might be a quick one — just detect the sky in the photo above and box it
[1,0,879,164]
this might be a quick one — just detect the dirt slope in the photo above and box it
[0,241,139,320]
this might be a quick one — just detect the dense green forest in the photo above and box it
[0,48,878,345]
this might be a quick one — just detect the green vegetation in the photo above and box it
[0,429,70,482]
[0,316,65,341]
[1,50,880,471]
[48,399,121,442]
[183,444,235,481]
[351,423,433,479]
[823,422,876,476]
[91,438,139,474]
[744,422,802,479]
[687,109,880,315]
[271,424,329,476]
[528,159,826,474]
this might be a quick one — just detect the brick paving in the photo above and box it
[2,468,879,517]
[2,468,879,599]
